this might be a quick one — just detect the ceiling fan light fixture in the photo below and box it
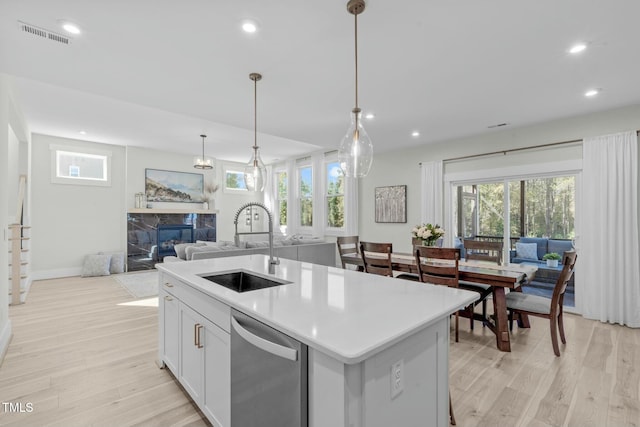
[194,134,214,170]
[338,0,373,178]
[244,73,267,192]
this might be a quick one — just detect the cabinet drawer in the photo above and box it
[160,273,231,333]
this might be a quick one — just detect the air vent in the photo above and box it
[18,21,70,45]
[487,123,509,129]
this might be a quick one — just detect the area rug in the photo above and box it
[114,271,159,298]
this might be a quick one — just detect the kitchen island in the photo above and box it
[157,254,477,427]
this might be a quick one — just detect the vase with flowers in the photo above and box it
[411,223,445,247]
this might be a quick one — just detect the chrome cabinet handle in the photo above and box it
[164,295,173,301]
[164,282,174,287]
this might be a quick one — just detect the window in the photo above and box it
[299,165,313,227]
[275,171,287,226]
[224,168,248,192]
[326,161,344,228]
[50,146,111,186]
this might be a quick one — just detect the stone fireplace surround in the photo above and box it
[127,208,217,271]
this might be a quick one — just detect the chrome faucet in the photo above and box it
[233,202,279,274]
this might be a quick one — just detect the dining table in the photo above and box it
[341,252,538,352]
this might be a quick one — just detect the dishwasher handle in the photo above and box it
[231,316,298,361]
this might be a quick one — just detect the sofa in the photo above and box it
[510,237,574,266]
[165,236,337,267]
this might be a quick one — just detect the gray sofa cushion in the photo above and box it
[548,239,573,256]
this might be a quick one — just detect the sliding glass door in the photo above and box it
[452,174,576,308]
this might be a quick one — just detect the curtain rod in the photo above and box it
[418,129,640,165]
[442,138,583,163]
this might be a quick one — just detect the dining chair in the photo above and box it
[414,246,463,342]
[360,241,394,276]
[336,236,362,271]
[506,250,578,356]
[459,239,500,330]
[360,242,419,281]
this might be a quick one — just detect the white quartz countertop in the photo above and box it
[157,255,478,364]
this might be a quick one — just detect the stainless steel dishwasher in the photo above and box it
[230,309,308,427]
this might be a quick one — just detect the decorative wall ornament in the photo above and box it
[375,185,407,223]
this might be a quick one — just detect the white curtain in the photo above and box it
[420,160,443,225]
[581,131,640,327]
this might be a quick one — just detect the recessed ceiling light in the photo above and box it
[411,131,420,137]
[585,89,600,97]
[61,22,81,35]
[242,21,258,33]
[569,43,587,54]
[365,113,375,120]
[79,130,87,135]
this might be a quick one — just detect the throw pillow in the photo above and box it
[82,254,112,277]
[109,252,125,274]
[515,242,538,260]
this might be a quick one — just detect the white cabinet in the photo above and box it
[160,290,180,373]
[159,273,230,427]
[202,316,230,427]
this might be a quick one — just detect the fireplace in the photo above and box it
[157,224,193,259]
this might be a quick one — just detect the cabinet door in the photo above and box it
[202,318,230,427]
[180,304,204,403]
[161,291,180,373]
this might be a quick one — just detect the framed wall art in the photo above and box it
[375,185,407,223]
[145,168,204,203]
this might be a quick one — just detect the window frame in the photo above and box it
[222,164,249,194]
[274,168,288,232]
[296,160,314,231]
[324,157,346,233]
[50,145,112,187]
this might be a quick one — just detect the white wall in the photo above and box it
[359,104,640,253]
[1,74,31,360]
[31,134,126,278]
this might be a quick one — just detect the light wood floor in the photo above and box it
[1,276,638,427]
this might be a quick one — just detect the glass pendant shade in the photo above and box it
[244,147,267,192]
[338,109,373,178]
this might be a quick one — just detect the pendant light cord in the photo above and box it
[354,11,359,110]
[253,77,258,151]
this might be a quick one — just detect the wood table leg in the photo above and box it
[492,287,511,352]
[511,286,531,328]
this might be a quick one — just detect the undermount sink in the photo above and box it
[200,270,291,293]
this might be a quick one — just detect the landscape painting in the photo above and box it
[145,169,204,203]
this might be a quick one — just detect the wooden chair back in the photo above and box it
[550,250,578,311]
[414,247,461,288]
[463,239,502,264]
[360,242,394,277]
[337,236,360,269]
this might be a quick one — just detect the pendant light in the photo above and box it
[338,0,373,178]
[244,73,267,192]
[193,134,214,170]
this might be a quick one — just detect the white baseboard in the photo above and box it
[0,319,12,366]
[31,267,82,281]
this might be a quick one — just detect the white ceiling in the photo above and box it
[2,1,640,164]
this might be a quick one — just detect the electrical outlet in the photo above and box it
[391,359,404,399]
